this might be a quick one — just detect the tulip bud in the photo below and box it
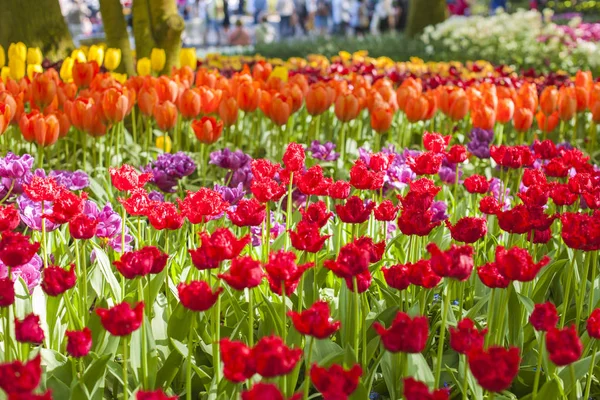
[1,66,10,81]
[60,56,74,82]
[8,42,27,61]
[111,72,127,84]
[156,135,172,153]
[87,45,104,66]
[71,49,87,63]
[137,57,151,77]
[180,48,197,69]
[27,64,43,79]
[0,45,5,69]
[151,48,166,72]
[26,47,43,65]
[192,116,223,144]
[9,58,25,80]
[269,66,289,83]
[104,48,121,71]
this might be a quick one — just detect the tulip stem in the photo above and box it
[3,308,12,361]
[352,276,360,363]
[560,255,577,328]
[584,342,597,400]
[186,315,195,400]
[462,354,469,400]
[591,251,598,311]
[303,337,315,400]
[569,363,578,400]
[281,285,288,394]
[576,251,592,330]
[122,336,129,400]
[434,281,451,387]
[532,332,544,399]
[137,278,148,388]
[248,288,254,347]
[284,172,294,250]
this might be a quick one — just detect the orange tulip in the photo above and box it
[195,68,219,89]
[558,87,576,121]
[198,87,222,114]
[289,74,309,96]
[306,82,333,116]
[422,91,438,121]
[496,98,515,124]
[83,102,108,137]
[370,103,394,133]
[31,72,57,109]
[282,83,303,113]
[236,82,260,113]
[404,95,429,123]
[33,113,60,147]
[268,93,293,126]
[55,110,71,138]
[0,91,17,122]
[396,86,419,113]
[334,93,360,122]
[540,86,558,115]
[439,87,469,121]
[155,76,179,104]
[101,87,129,123]
[153,101,178,131]
[513,107,533,132]
[536,111,560,133]
[218,95,238,127]
[191,116,223,144]
[171,65,194,87]
[72,61,99,89]
[252,61,272,82]
[575,70,593,91]
[400,77,422,94]
[516,83,538,112]
[0,103,12,135]
[258,89,272,116]
[68,97,94,130]
[178,88,202,120]
[575,86,588,112]
[138,86,159,117]
[57,82,77,108]
[590,100,600,123]
[19,110,39,142]
[471,104,496,130]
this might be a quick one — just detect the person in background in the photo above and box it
[448,0,469,15]
[295,0,309,35]
[223,0,231,34]
[315,0,331,35]
[255,14,277,43]
[252,0,268,23]
[370,0,393,34]
[228,19,252,44]
[490,0,506,14]
[206,0,225,44]
[350,0,369,35]
[277,0,296,38]
[394,0,407,31]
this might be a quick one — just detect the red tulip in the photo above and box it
[66,327,93,358]
[218,256,264,290]
[265,250,313,296]
[220,338,256,382]
[374,311,429,353]
[310,363,362,400]
[0,231,40,268]
[468,346,521,392]
[403,377,449,400]
[15,313,44,344]
[0,354,42,394]
[177,280,222,312]
[251,335,302,378]
[0,205,20,232]
[227,198,266,227]
[41,264,76,296]
[95,302,144,336]
[191,116,223,144]
[449,318,487,354]
[529,302,559,332]
[288,301,340,339]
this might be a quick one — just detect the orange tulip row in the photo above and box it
[0,60,599,150]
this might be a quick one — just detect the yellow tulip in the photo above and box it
[0,46,5,69]
[137,57,151,77]
[156,135,172,153]
[111,72,127,84]
[180,48,197,69]
[269,66,288,83]
[104,48,122,71]
[60,57,74,82]
[27,64,43,79]
[88,45,105,66]
[71,49,87,63]
[26,47,43,65]
[8,58,25,80]
[8,42,27,62]
[1,67,10,81]
[151,48,166,72]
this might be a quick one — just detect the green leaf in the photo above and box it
[82,354,112,397]
[155,351,184,389]
[92,246,122,301]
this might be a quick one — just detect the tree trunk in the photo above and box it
[100,0,135,76]
[0,0,74,60]
[132,0,184,74]
[406,0,447,37]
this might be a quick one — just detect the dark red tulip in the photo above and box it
[289,221,330,253]
[335,196,375,224]
[477,262,510,289]
[0,231,40,267]
[349,160,384,191]
[136,389,178,400]
[66,327,93,358]
[114,246,168,279]
[265,250,313,295]
[479,196,501,215]
[495,246,550,282]
[300,201,332,227]
[288,301,340,339]
[403,377,449,400]
[251,335,302,377]
[427,243,474,281]
[408,259,442,289]
[251,178,287,203]
[0,354,42,394]
[0,204,20,232]
[227,198,266,227]
[463,175,490,194]
[95,302,144,336]
[218,256,264,290]
[297,166,333,196]
[529,302,559,332]
[148,202,185,231]
[444,217,487,244]
[407,152,445,175]
[69,214,99,240]
[522,169,547,187]
[15,313,44,344]
[374,311,428,353]
[446,145,468,164]
[546,325,582,366]
[449,318,487,354]
[344,269,372,293]
[468,346,521,392]
[382,263,410,291]
[41,264,76,296]
[220,338,256,383]
[374,200,399,222]
[241,383,300,400]
[587,308,600,339]
[177,280,222,312]
[0,277,15,307]
[327,180,351,199]
[189,245,219,271]
[198,228,250,262]
[46,188,88,225]
[282,142,305,172]
[310,363,362,400]
[490,145,536,169]
[324,242,370,279]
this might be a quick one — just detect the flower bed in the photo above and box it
[0,45,600,400]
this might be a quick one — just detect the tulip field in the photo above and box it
[1,44,600,400]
